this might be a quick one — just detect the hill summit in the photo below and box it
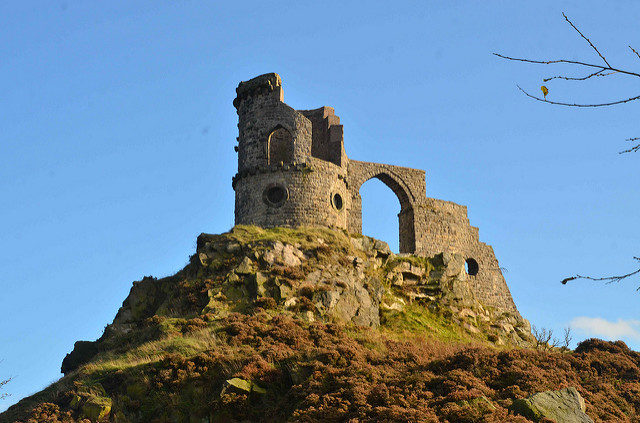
[3,226,640,422]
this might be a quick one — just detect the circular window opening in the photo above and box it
[263,184,288,207]
[465,258,479,276]
[332,193,343,210]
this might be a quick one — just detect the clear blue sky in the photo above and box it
[1,0,639,411]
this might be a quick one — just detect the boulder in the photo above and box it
[222,378,266,395]
[350,236,373,252]
[247,272,269,297]
[234,257,255,275]
[225,241,241,253]
[263,242,303,266]
[511,387,593,423]
[372,239,391,256]
[113,276,160,324]
[281,244,302,267]
[80,396,112,420]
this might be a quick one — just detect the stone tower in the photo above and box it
[232,73,518,313]
[233,73,350,231]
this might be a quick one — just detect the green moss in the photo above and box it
[380,302,477,343]
[383,255,438,275]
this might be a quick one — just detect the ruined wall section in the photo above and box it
[345,160,517,313]
[299,107,347,167]
[422,198,518,313]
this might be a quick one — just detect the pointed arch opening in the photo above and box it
[358,173,416,254]
[267,126,293,165]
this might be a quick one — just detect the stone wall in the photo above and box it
[231,73,519,315]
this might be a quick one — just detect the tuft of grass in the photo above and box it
[224,225,353,252]
[82,328,220,375]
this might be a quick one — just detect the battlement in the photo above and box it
[233,73,283,108]
[231,73,518,313]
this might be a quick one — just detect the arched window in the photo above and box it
[267,126,293,165]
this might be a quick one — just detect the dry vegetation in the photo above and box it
[2,226,639,422]
[3,312,640,422]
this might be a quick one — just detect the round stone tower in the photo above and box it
[232,73,351,229]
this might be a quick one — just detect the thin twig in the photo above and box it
[629,45,640,60]
[516,85,640,107]
[0,377,11,400]
[543,69,609,82]
[493,53,640,78]
[562,12,611,67]
[620,137,640,154]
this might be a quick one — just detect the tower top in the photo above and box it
[233,73,283,109]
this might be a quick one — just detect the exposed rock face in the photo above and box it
[195,230,389,328]
[512,387,594,423]
[193,228,530,341]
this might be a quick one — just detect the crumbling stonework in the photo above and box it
[232,73,518,314]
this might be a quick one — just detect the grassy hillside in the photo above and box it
[2,227,639,422]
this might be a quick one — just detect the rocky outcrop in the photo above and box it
[382,252,531,346]
[512,387,594,423]
[105,226,531,345]
[61,341,99,375]
[59,226,531,376]
[196,231,389,328]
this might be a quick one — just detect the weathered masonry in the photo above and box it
[232,73,517,312]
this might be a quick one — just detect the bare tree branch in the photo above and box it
[562,12,611,67]
[492,53,640,78]
[532,325,560,350]
[561,257,640,289]
[498,13,640,290]
[497,14,640,157]
[562,327,573,351]
[516,85,640,107]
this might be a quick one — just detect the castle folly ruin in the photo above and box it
[232,73,517,312]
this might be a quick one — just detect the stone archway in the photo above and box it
[347,161,421,254]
